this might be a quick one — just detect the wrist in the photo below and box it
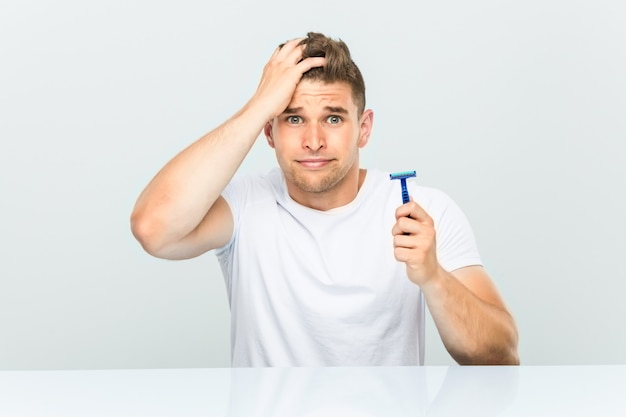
[416,264,449,293]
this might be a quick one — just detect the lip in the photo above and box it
[297,159,333,169]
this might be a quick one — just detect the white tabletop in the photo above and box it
[1,365,624,416]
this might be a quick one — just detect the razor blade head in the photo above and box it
[389,170,417,180]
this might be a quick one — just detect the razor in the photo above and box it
[389,170,417,204]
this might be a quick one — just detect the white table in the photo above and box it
[1,365,624,416]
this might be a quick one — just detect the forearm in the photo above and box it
[130,99,269,251]
[422,267,520,365]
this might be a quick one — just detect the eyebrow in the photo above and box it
[282,106,349,115]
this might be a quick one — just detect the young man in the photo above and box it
[131,32,519,367]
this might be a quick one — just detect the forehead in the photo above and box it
[288,80,357,111]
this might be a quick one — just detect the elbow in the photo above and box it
[508,351,521,366]
[454,345,520,366]
[130,208,169,258]
[484,344,520,366]
[452,332,520,366]
[498,323,521,365]
[483,335,520,366]
[503,334,521,365]
[472,314,520,365]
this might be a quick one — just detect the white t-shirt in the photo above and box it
[216,168,481,367]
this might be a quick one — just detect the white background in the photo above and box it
[1,0,625,369]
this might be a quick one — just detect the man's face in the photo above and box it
[265,80,373,206]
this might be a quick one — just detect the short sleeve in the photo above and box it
[429,190,483,272]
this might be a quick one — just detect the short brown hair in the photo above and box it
[295,32,366,114]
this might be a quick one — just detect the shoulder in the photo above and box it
[223,168,285,206]
[412,184,457,213]
[227,167,281,191]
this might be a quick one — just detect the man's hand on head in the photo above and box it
[251,38,326,122]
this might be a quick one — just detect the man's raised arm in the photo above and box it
[130,39,325,260]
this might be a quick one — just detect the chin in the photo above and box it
[294,169,351,194]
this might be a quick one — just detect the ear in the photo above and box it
[357,109,374,148]
[264,121,275,148]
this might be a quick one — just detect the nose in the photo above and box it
[303,123,325,152]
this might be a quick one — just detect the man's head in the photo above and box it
[264,32,373,210]
[295,32,366,115]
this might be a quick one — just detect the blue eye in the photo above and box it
[287,116,302,124]
[327,115,342,124]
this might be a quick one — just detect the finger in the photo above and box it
[280,37,305,48]
[270,43,307,69]
[296,56,326,72]
[395,199,433,224]
[275,37,306,56]
[393,233,418,249]
[391,216,422,236]
[393,246,410,262]
[268,39,302,65]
